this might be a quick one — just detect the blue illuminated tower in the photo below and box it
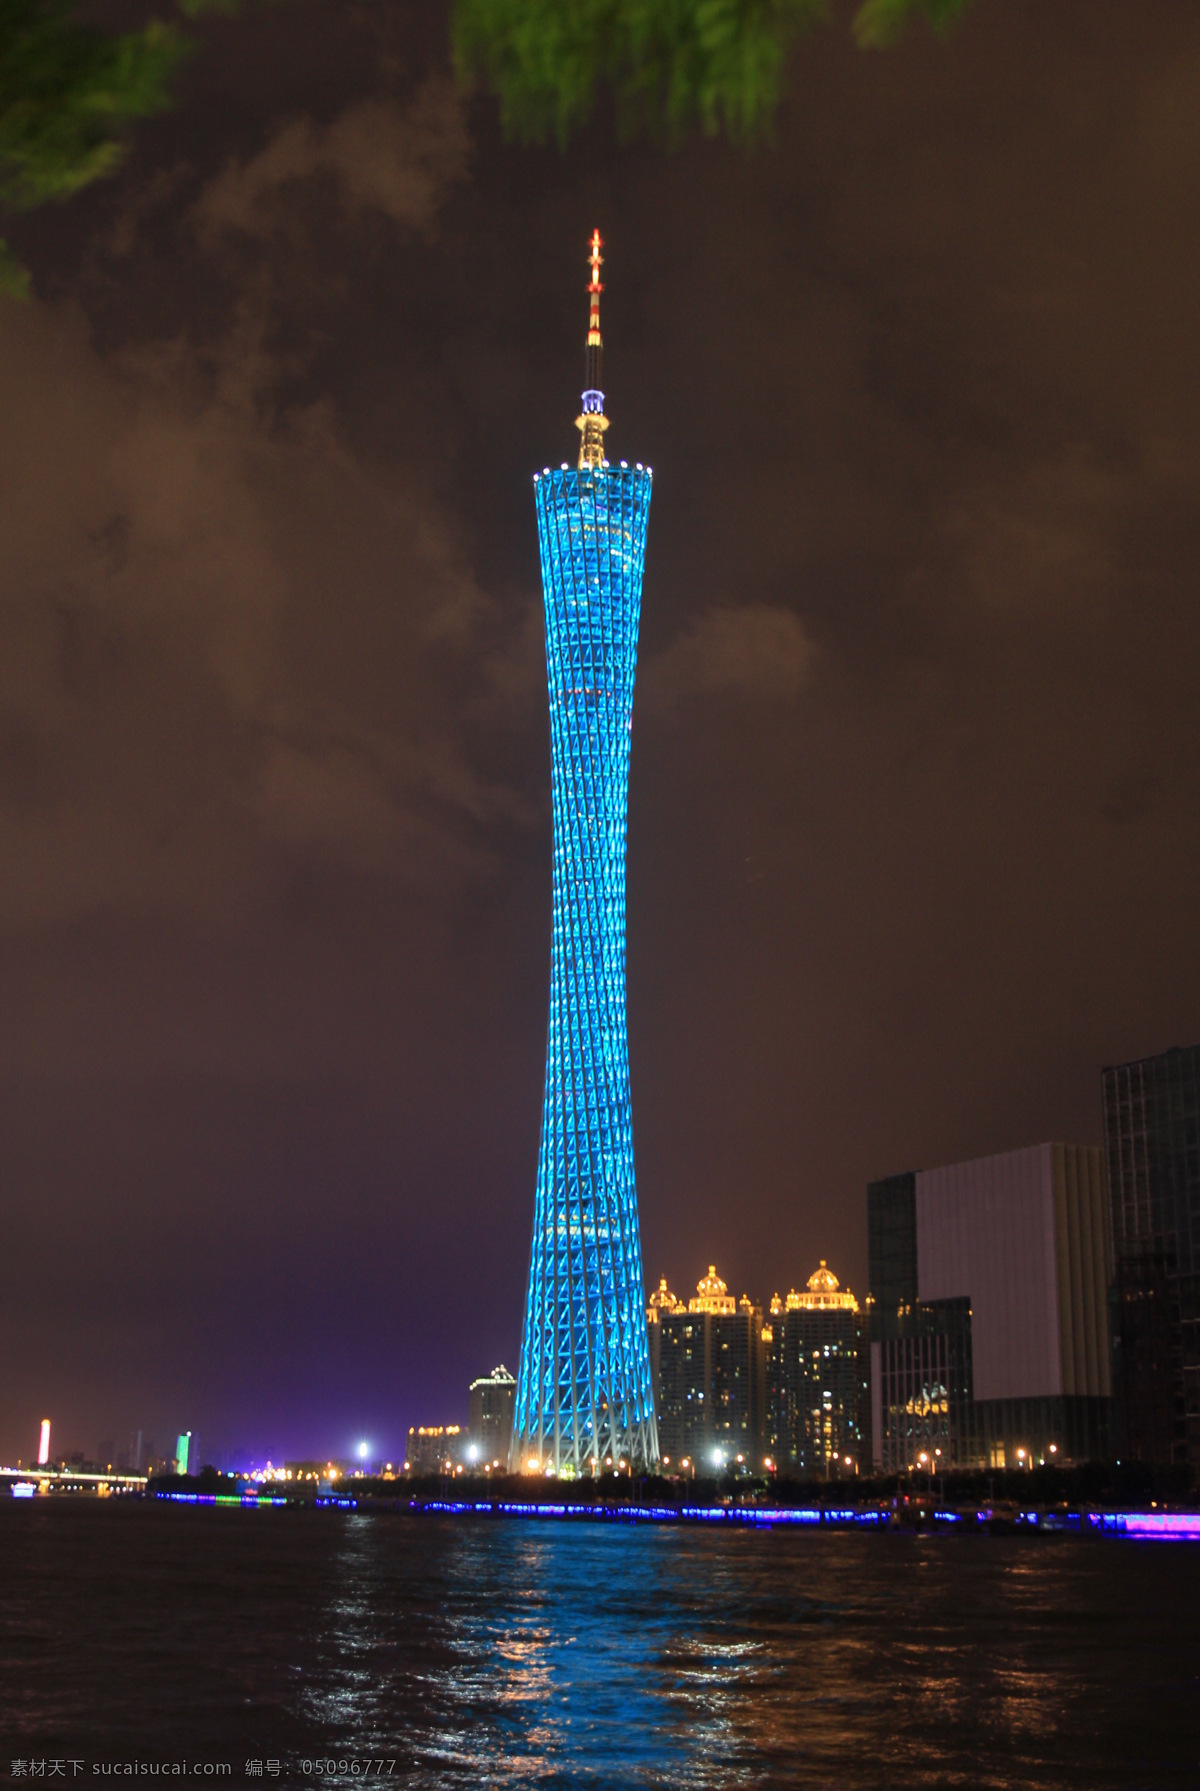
[511,232,659,1474]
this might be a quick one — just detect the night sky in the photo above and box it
[3,1,1199,1467]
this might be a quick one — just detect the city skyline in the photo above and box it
[4,1036,1195,1469]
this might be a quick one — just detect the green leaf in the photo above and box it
[0,231,30,295]
[853,0,969,51]
[0,0,189,210]
[174,0,244,20]
[454,0,828,148]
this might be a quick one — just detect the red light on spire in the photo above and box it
[578,229,609,468]
[587,229,603,349]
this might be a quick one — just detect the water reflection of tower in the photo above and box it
[510,232,659,1475]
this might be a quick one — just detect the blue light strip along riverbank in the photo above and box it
[307,1497,1199,1539]
[150,1491,289,1507]
[135,1488,1200,1539]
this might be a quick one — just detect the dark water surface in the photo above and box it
[1,1502,1198,1788]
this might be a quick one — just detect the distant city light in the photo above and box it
[357,1441,369,1461]
[711,1449,725,1468]
[38,1419,50,1466]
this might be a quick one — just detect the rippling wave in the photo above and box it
[1,1504,1197,1787]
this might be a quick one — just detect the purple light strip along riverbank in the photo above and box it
[1087,1512,1200,1539]
[399,1500,1200,1538]
[138,1491,1200,1539]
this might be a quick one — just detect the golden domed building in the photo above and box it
[766,1262,865,1477]
[644,1277,684,1416]
[649,1267,766,1469]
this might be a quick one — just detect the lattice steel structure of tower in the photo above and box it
[511,232,659,1474]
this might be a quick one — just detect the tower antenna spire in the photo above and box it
[576,228,609,470]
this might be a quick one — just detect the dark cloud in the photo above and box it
[195,80,470,242]
[0,71,523,952]
[2,0,1200,1464]
[643,604,814,707]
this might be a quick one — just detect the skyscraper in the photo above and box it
[645,1275,681,1417]
[468,1365,516,1466]
[867,1145,1112,1470]
[510,233,658,1475]
[766,1264,865,1476]
[1104,1042,1200,1468]
[867,1171,977,1473]
[654,1268,765,1470]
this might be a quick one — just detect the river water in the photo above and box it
[1,1501,1197,1786]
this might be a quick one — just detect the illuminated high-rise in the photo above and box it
[511,232,658,1474]
[654,1268,766,1471]
[468,1364,516,1466]
[766,1264,864,1476]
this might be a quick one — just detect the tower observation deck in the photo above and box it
[511,232,659,1474]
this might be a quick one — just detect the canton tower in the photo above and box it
[510,232,659,1475]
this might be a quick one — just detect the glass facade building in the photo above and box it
[511,235,658,1474]
[867,1176,978,1472]
[871,1296,977,1475]
[1104,1042,1200,1468]
[867,1147,1111,1471]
